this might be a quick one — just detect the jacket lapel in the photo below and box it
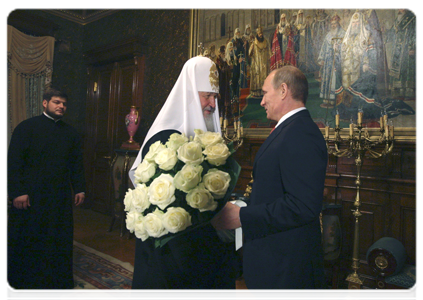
[253,110,309,176]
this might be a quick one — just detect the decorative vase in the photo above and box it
[122,106,140,150]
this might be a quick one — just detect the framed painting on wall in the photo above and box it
[189,9,416,141]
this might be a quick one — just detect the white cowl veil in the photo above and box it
[129,56,221,185]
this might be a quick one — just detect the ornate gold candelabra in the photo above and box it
[325,109,394,289]
[221,95,244,150]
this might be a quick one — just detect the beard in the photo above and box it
[45,108,64,120]
[350,25,359,36]
[256,35,264,43]
[203,111,215,132]
[330,25,339,35]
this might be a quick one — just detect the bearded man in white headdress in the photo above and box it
[333,12,384,121]
[129,56,240,289]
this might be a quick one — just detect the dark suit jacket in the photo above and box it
[239,109,328,289]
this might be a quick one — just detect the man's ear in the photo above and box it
[280,83,288,100]
[42,99,48,110]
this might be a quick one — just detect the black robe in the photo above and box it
[8,114,85,289]
[131,130,241,289]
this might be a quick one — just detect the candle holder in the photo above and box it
[325,110,394,289]
[221,95,243,151]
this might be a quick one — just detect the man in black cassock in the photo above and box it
[8,87,85,289]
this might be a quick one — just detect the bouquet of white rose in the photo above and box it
[124,129,241,248]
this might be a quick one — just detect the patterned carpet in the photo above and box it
[73,241,134,289]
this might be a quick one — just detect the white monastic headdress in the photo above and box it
[342,12,370,51]
[129,56,220,184]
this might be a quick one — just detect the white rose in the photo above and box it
[148,174,176,210]
[186,183,218,212]
[154,148,178,171]
[144,208,168,238]
[203,143,231,166]
[123,188,135,212]
[194,130,224,148]
[144,141,166,162]
[166,133,188,151]
[177,141,204,165]
[134,216,149,241]
[173,164,203,193]
[131,183,151,213]
[162,207,192,233]
[126,210,141,233]
[203,169,231,199]
[134,159,157,183]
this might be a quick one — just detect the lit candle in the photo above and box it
[224,118,228,129]
[357,111,363,126]
[240,124,244,136]
[349,123,354,136]
[325,125,329,139]
[379,116,384,129]
[220,116,223,127]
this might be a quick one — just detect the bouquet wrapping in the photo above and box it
[124,129,240,248]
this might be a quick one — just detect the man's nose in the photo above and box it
[209,97,216,108]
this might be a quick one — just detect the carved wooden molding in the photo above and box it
[83,37,147,66]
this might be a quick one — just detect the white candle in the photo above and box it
[358,111,363,126]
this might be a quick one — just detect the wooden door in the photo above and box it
[84,38,146,214]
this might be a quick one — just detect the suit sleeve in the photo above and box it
[7,122,31,200]
[240,125,328,239]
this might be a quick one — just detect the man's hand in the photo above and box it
[13,195,30,210]
[211,202,241,230]
[74,193,85,206]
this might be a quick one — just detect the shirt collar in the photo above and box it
[274,107,306,129]
[43,112,60,123]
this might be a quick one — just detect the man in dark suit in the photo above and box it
[213,65,328,288]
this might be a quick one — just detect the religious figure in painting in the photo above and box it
[230,28,248,98]
[333,11,414,122]
[283,25,297,67]
[385,9,416,100]
[317,14,345,108]
[249,27,271,98]
[362,9,389,97]
[294,10,307,71]
[208,44,218,64]
[270,14,288,71]
[216,44,232,122]
[312,9,330,64]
